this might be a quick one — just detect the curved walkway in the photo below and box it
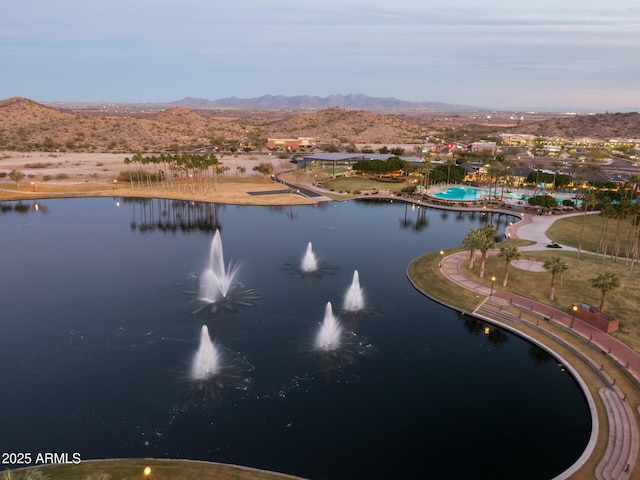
[438,215,639,480]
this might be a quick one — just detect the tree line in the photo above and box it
[120,152,222,193]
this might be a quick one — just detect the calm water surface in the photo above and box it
[0,198,591,479]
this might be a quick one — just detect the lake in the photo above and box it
[0,197,591,479]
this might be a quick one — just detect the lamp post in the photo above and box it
[439,250,444,268]
[143,466,151,478]
[490,276,496,296]
[570,304,578,329]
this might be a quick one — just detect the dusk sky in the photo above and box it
[2,0,639,111]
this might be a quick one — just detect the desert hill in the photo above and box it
[509,112,640,140]
[1,97,639,153]
[235,107,428,144]
[0,98,249,152]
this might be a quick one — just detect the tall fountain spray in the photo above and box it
[199,230,239,302]
[301,242,318,272]
[343,270,365,312]
[190,325,221,380]
[315,302,342,351]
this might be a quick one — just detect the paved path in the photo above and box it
[438,213,640,479]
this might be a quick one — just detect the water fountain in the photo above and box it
[343,270,365,312]
[301,242,318,272]
[199,230,239,303]
[190,325,221,380]
[315,302,342,351]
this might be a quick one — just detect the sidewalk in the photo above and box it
[439,235,640,384]
[438,213,639,480]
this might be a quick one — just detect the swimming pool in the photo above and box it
[432,186,583,207]
[432,187,490,201]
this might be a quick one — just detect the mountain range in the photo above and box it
[168,94,476,111]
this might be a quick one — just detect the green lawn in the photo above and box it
[410,221,640,352]
[546,211,637,255]
[320,176,407,194]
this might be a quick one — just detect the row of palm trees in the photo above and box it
[541,255,620,311]
[461,224,499,279]
[461,228,622,313]
[122,152,223,192]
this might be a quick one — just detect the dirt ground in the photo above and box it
[0,151,317,206]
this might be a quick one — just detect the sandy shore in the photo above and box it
[0,151,317,206]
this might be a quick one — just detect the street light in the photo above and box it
[490,276,496,296]
[439,250,444,268]
[143,466,151,478]
[570,304,578,329]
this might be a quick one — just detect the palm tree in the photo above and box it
[498,246,521,287]
[421,154,433,191]
[543,255,569,301]
[550,161,563,191]
[533,162,544,193]
[477,235,495,279]
[445,157,456,185]
[481,223,499,241]
[577,190,597,258]
[597,198,615,260]
[498,160,516,201]
[590,271,621,312]
[583,163,602,190]
[462,228,483,269]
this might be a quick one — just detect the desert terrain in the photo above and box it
[0,151,319,205]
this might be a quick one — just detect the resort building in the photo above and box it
[267,137,317,151]
[500,133,537,146]
[470,141,497,154]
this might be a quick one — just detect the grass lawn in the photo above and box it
[546,211,637,255]
[464,246,640,352]
[410,232,640,352]
[407,248,483,313]
[5,459,302,480]
[320,176,407,194]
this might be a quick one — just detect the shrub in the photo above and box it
[24,162,52,169]
[54,173,70,180]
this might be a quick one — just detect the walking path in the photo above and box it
[438,214,639,480]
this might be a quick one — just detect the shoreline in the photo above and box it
[3,153,639,478]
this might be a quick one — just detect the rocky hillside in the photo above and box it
[1,97,638,153]
[236,107,428,144]
[0,98,429,152]
[0,98,248,152]
[509,112,640,140]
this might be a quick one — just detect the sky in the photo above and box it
[2,0,639,111]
